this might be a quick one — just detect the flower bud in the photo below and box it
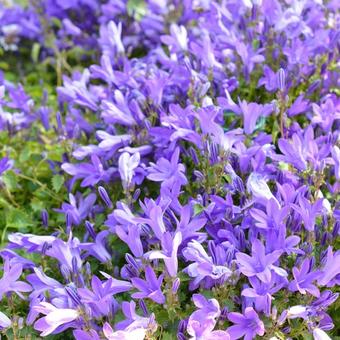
[277,68,286,92]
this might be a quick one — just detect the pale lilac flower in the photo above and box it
[161,24,188,52]
[331,145,340,180]
[183,240,232,287]
[34,302,79,337]
[101,20,125,55]
[187,294,230,340]
[0,311,11,329]
[103,322,146,340]
[246,173,276,204]
[115,300,157,333]
[313,328,332,340]
[96,131,132,153]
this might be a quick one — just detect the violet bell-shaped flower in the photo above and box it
[131,266,165,304]
[227,307,265,339]
[0,260,31,299]
[236,239,287,283]
[34,302,79,337]
[145,231,182,277]
[187,294,230,340]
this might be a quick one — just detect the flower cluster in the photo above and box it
[0,0,339,339]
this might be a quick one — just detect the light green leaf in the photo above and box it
[52,174,64,193]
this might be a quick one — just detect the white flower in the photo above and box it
[313,328,332,340]
[119,152,140,190]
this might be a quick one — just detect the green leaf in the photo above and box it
[2,170,18,191]
[161,332,176,340]
[30,198,45,212]
[31,43,41,63]
[193,204,204,216]
[127,0,146,20]
[6,208,33,229]
[52,174,64,193]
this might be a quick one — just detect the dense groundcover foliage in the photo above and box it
[0,0,339,339]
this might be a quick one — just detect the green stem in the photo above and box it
[16,173,62,202]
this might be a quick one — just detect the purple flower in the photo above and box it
[277,133,307,171]
[115,224,144,257]
[131,266,165,304]
[287,94,309,117]
[227,307,265,340]
[187,294,230,340]
[73,329,100,340]
[242,277,284,315]
[147,148,187,191]
[161,24,188,52]
[250,198,289,230]
[115,300,157,333]
[236,239,287,283]
[291,197,323,232]
[318,247,340,286]
[46,236,82,271]
[0,156,13,176]
[0,260,31,299]
[34,302,79,337]
[55,193,96,226]
[183,240,232,288]
[235,41,265,74]
[288,258,321,297]
[258,65,278,92]
[146,231,182,277]
[78,275,121,317]
[239,100,274,134]
[80,230,112,263]
[26,267,63,298]
[311,98,340,132]
[61,155,115,187]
